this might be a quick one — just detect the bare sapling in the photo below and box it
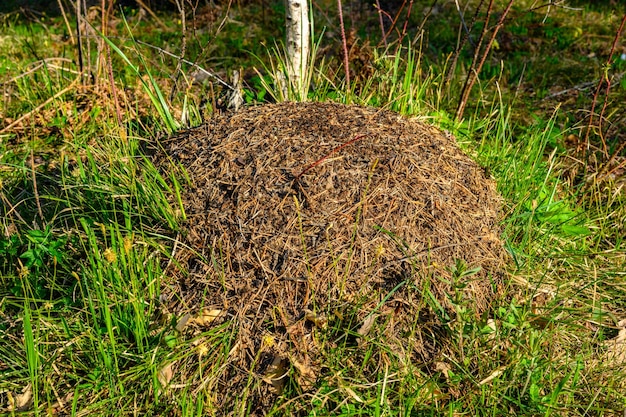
[455,0,514,121]
[583,13,626,189]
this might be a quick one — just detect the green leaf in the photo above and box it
[560,225,591,236]
[20,249,44,268]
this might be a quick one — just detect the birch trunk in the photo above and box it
[285,0,310,99]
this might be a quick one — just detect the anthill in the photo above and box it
[152,101,509,415]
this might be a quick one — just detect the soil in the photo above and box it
[151,101,509,415]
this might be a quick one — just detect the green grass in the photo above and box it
[1,2,625,416]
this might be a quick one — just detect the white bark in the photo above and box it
[285,0,310,99]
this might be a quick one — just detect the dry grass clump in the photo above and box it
[152,101,509,414]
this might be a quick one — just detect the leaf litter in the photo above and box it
[151,101,510,414]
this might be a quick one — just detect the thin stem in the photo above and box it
[583,13,626,159]
[456,0,514,120]
[31,150,44,223]
[398,0,415,48]
[445,0,484,85]
[375,0,387,48]
[337,0,350,87]
[383,0,407,43]
[102,0,122,128]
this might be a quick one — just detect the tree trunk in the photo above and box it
[285,0,310,100]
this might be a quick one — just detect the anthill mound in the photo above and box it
[152,101,508,414]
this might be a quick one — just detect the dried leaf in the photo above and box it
[291,358,317,390]
[303,309,327,328]
[158,362,174,388]
[7,384,32,412]
[343,386,364,403]
[479,367,506,385]
[191,309,225,327]
[175,313,192,332]
[263,356,288,394]
[435,361,452,381]
[357,314,377,338]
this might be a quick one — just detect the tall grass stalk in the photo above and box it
[98,19,180,134]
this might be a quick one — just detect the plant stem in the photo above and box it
[337,0,350,88]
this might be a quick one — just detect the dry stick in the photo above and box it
[529,0,577,13]
[31,150,44,223]
[1,59,75,85]
[105,41,123,128]
[170,0,188,103]
[582,13,626,159]
[413,0,439,47]
[99,0,106,77]
[592,14,626,185]
[134,0,168,31]
[102,0,123,128]
[209,82,217,116]
[83,0,94,82]
[377,8,396,39]
[312,0,334,27]
[1,192,27,225]
[193,0,233,66]
[596,79,612,157]
[57,0,75,44]
[456,0,514,121]
[0,77,81,134]
[475,0,514,67]
[445,0,484,85]
[75,0,84,80]
[383,0,408,43]
[337,0,350,88]
[454,0,475,45]
[135,0,235,94]
[455,0,494,120]
[296,134,367,179]
[135,40,234,91]
[542,80,596,99]
[375,0,387,48]
[598,140,626,184]
[397,0,415,48]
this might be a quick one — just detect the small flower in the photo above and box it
[197,343,209,357]
[262,334,275,349]
[19,266,30,279]
[103,248,116,263]
[123,235,133,254]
